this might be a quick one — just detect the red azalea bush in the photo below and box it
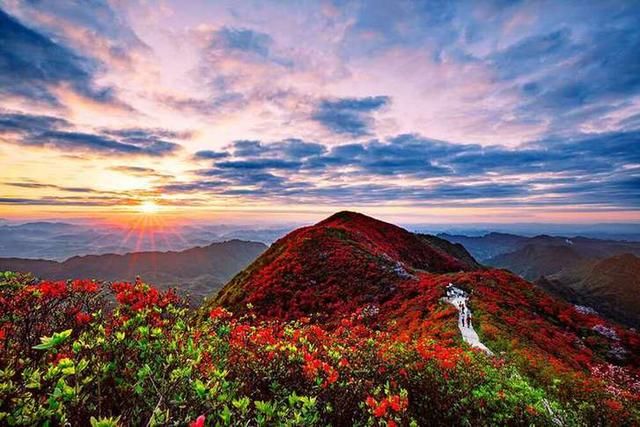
[1,271,639,425]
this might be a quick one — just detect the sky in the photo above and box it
[0,0,639,225]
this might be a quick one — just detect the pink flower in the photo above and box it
[189,415,205,427]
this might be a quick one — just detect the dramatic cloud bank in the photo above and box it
[0,0,639,221]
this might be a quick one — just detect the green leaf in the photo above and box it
[33,329,73,350]
[219,405,232,425]
[193,379,207,398]
[90,416,121,427]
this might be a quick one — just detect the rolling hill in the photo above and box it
[538,253,640,328]
[437,232,528,261]
[0,240,266,301]
[3,211,640,424]
[211,212,640,373]
[213,211,480,319]
[487,243,586,280]
[443,232,640,266]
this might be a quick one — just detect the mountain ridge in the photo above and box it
[538,253,640,328]
[0,239,266,301]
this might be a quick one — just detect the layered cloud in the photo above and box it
[312,96,390,136]
[0,1,639,219]
[0,8,113,107]
[162,131,639,208]
[0,110,183,156]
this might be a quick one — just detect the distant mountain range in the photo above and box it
[5,212,640,423]
[440,232,640,266]
[421,223,640,241]
[0,221,289,261]
[441,232,640,327]
[0,240,266,301]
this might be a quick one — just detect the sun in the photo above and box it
[138,201,160,214]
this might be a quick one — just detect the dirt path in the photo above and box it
[445,283,493,355]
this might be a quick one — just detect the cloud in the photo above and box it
[312,96,390,136]
[338,0,457,57]
[157,130,640,208]
[194,150,231,160]
[485,11,640,134]
[489,28,575,80]
[30,131,181,156]
[3,0,150,73]
[216,158,302,170]
[0,7,126,108]
[0,110,69,132]
[0,110,182,157]
[159,180,229,193]
[225,138,326,159]
[0,196,133,207]
[3,181,124,195]
[193,25,296,110]
[108,166,173,180]
[103,128,193,141]
[210,27,273,58]
[110,166,156,174]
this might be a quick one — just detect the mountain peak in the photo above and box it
[317,210,381,227]
[212,211,478,319]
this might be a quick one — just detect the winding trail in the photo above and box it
[445,283,493,355]
[444,285,562,424]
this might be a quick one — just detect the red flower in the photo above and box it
[75,312,92,326]
[388,421,398,427]
[366,396,377,409]
[526,405,538,416]
[327,369,339,384]
[39,281,67,298]
[209,307,231,320]
[71,279,99,293]
[374,400,388,418]
[604,399,623,412]
[189,415,205,427]
[389,396,402,412]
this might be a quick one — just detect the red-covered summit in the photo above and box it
[213,211,479,319]
[211,211,640,376]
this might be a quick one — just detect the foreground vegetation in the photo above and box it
[0,272,638,425]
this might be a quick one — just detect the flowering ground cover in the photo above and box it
[2,213,639,425]
[1,272,639,426]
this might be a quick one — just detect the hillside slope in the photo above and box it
[487,243,586,280]
[214,211,479,318]
[438,232,528,261]
[3,212,640,424]
[0,240,266,301]
[538,253,640,328]
[212,212,640,375]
